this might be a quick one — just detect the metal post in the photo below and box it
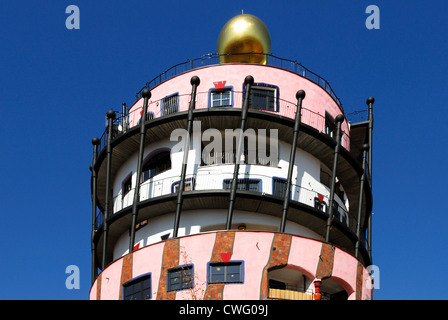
[129,89,151,253]
[173,76,200,238]
[91,137,100,283]
[324,114,345,243]
[366,97,374,261]
[355,144,369,259]
[279,90,305,232]
[102,109,116,269]
[226,75,254,230]
[122,102,127,133]
[367,97,374,182]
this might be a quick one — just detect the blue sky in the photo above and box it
[1,0,447,300]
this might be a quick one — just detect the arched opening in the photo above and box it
[141,150,171,182]
[320,277,350,300]
[267,266,314,300]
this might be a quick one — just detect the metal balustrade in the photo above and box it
[107,170,355,231]
[94,169,369,253]
[134,53,343,110]
[97,91,353,154]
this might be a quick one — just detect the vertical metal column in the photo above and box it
[324,114,345,243]
[90,137,100,283]
[129,89,151,253]
[102,109,116,269]
[355,144,369,259]
[279,90,305,233]
[172,76,200,238]
[226,75,254,230]
[367,97,374,180]
[122,102,127,133]
[366,97,374,260]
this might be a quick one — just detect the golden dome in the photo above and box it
[217,14,271,65]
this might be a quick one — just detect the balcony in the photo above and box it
[97,90,353,156]
[268,288,313,300]
[109,170,350,226]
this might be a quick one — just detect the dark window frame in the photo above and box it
[171,177,195,193]
[243,82,279,112]
[122,172,133,198]
[272,177,288,199]
[207,261,244,284]
[167,264,194,292]
[223,178,262,192]
[122,273,152,300]
[141,150,172,182]
[209,86,234,108]
[161,93,179,116]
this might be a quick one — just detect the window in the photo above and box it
[122,174,132,197]
[325,113,336,138]
[162,93,179,115]
[272,177,287,198]
[142,151,171,182]
[172,178,195,193]
[314,197,327,212]
[223,178,261,192]
[137,112,154,125]
[210,89,232,107]
[247,84,279,112]
[167,265,194,291]
[208,262,243,284]
[122,274,151,300]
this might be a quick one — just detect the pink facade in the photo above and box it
[127,64,351,150]
[90,40,374,300]
[90,231,373,300]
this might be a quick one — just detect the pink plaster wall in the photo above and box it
[98,258,123,300]
[132,241,165,299]
[287,236,322,280]
[128,64,350,149]
[176,233,216,300]
[90,231,371,300]
[223,231,275,300]
[332,247,358,298]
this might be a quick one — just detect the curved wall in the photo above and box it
[90,231,372,300]
[127,64,350,150]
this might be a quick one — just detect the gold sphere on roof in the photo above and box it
[217,14,271,65]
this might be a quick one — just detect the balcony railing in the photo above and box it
[97,91,353,155]
[134,53,343,111]
[268,288,313,300]
[96,170,364,239]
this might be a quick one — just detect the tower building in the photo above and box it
[89,14,374,300]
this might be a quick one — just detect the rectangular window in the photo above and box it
[122,274,151,300]
[248,84,278,112]
[163,94,179,115]
[211,89,232,107]
[208,262,243,284]
[272,177,287,198]
[167,265,194,291]
[172,178,195,193]
[223,178,261,192]
[325,113,336,138]
[122,174,132,197]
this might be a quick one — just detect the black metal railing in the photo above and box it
[135,53,343,110]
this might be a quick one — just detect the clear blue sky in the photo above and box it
[1,0,447,300]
